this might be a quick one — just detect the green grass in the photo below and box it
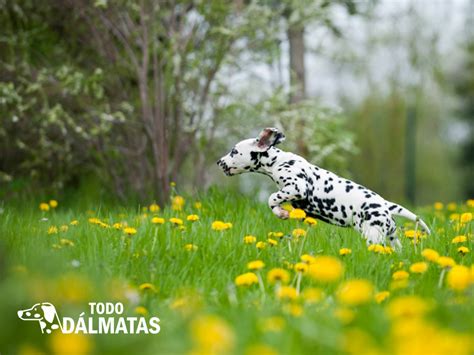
[0,189,473,355]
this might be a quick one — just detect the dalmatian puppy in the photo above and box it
[18,302,62,334]
[217,128,430,248]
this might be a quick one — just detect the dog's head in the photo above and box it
[17,302,57,323]
[217,128,285,176]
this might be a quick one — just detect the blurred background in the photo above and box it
[0,0,472,206]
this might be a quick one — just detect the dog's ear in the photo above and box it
[256,128,285,151]
[41,303,57,323]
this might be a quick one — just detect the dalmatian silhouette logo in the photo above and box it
[17,302,63,334]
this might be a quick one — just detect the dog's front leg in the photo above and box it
[268,183,305,219]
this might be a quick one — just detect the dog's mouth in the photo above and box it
[216,160,234,176]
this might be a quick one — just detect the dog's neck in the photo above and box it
[253,147,294,177]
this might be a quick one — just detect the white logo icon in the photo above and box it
[17,302,63,334]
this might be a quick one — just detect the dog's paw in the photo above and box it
[272,207,289,219]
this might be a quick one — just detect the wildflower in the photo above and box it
[247,260,265,271]
[187,214,199,222]
[467,199,474,208]
[449,213,460,221]
[50,333,92,355]
[436,256,455,268]
[368,244,389,254]
[283,303,303,317]
[88,218,101,224]
[409,262,428,274]
[289,208,306,219]
[194,202,202,209]
[113,222,123,229]
[458,246,470,255]
[70,220,79,226]
[267,238,278,246]
[151,217,165,224]
[123,227,137,236]
[447,202,457,211]
[390,279,409,290]
[98,222,110,228]
[304,217,317,225]
[375,291,390,303]
[404,230,424,239]
[184,244,198,251]
[334,307,355,324]
[59,238,74,247]
[235,272,258,287]
[243,235,256,244]
[211,221,232,231]
[307,256,343,283]
[292,228,307,238]
[267,268,290,284]
[190,315,235,354]
[422,248,439,262]
[301,254,316,264]
[392,270,409,281]
[294,262,308,273]
[39,203,50,211]
[48,226,58,235]
[245,344,278,355]
[171,195,185,211]
[49,200,58,208]
[149,203,160,213]
[301,287,324,304]
[446,265,471,292]
[256,241,266,250]
[259,316,285,332]
[60,225,69,232]
[277,286,298,300]
[138,283,156,293]
[460,212,472,224]
[283,261,294,270]
[386,296,432,319]
[337,279,374,306]
[451,235,467,244]
[433,202,443,210]
[134,306,148,316]
[339,248,352,256]
[268,231,284,238]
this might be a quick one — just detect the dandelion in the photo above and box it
[88,218,101,225]
[300,254,316,264]
[256,241,266,250]
[449,213,460,222]
[70,220,79,226]
[337,279,374,306]
[307,256,343,283]
[304,217,317,226]
[149,203,160,213]
[375,291,390,303]
[292,229,307,238]
[392,270,409,281]
[190,315,235,354]
[289,208,306,219]
[49,200,58,208]
[39,203,50,211]
[113,223,123,229]
[294,262,308,273]
[301,287,324,304]
[267,268,290,284]
[460,212,472,224]
[386,295,432,319]
[267,238,278,246]
[123,227,137,236]
[283,303,303,317]
[334,307,355,324]
[187,214,199,222]
[446,265,471,292]
[59,225,69,232]
[50,333,93,355]
[134,306,148,316]
[467,199,474,208]
[243,235,256,244]
[151,217,165,224]
[409,262,428,274]
[259,316,285,333]
[184,244,198,251]
[247,260,265,271]
[339,248,352,256]
[171,195,185,211]
[268,231,284,238]
[194,202,202,209]
[211,221,232,231]
[447,202,457,211]
[277,286,298,301]
[436,256,455,268]
[235,272,258,287]
[451,235,467,244]
[59,238,74,247]
[139,283,156,292]
[245,344,278,355]
[434,202,443,210]
[48,226,58,235]
[457,246,470,255]
[169,218,183,226]
[404,230,423,239]
[422,248,439,262]
[368,244,392,254]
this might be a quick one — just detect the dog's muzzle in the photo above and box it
[216,159,232,176]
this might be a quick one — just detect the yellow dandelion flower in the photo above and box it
[88,218,101,224]
[70,220,79,226]
[386,295,432,319]
[48,226,58,235]
[171,195,185,211]
[433,202,443,210]
[190,315,235,354]
[243,235,256,244]
[267,238,278,246]
[375,291,390,303]
[60,225,69,232]
[139,283,156,292]
[404,230,424,239]
[449,213,460,221]
[268,231,284,238]
[256,241,267,250]
[134,306,148,316]
[112,222,123,229]
[267,268,290,284]
[392,270,409,281]
[436,256,456,268]
[149,203,160,213]
[409,262,428,274]
[458,246,470,255]
[307,256,343,283]
[460,212,472,224]
[259,316,285,333]
[211,220,232,231]
[247,260,265,271]
[339,248,352,256]
[447,202,457,211]
[277,286,298,300]
[422,248,440,262]
[50,333,92,355]
[300,254,316,264]
[235,272,258,287]
[187,214,199,222]
[294,262,308,273]
[289,208,306,219]
[301,287,324,304]
[334,307,355,324]
[283,303,303,317]
[467,199,474,208]
[59,238,74,247]
[446,265,471,292]
[169,217,183,226]
[304,217,318,225]
[49,200,58,208]
[184,244,198,251]
[245,344,278,355]
[451,235,467,244]
[151,217,165,224]
[292,228,307,238]
[390,279,409,290]
[337,279,374,306]
[39,203,50,211]
[98,222,110,228]
[194,201,202,209]
[123,227,137,235]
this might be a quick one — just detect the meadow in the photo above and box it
[0,188,473,355]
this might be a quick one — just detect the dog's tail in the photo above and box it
[390,203,431,234]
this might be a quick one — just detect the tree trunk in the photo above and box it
[287,24,306,104]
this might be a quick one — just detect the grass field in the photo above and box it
[0,188,473,355]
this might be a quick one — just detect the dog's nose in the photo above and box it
[216,159,221,165]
